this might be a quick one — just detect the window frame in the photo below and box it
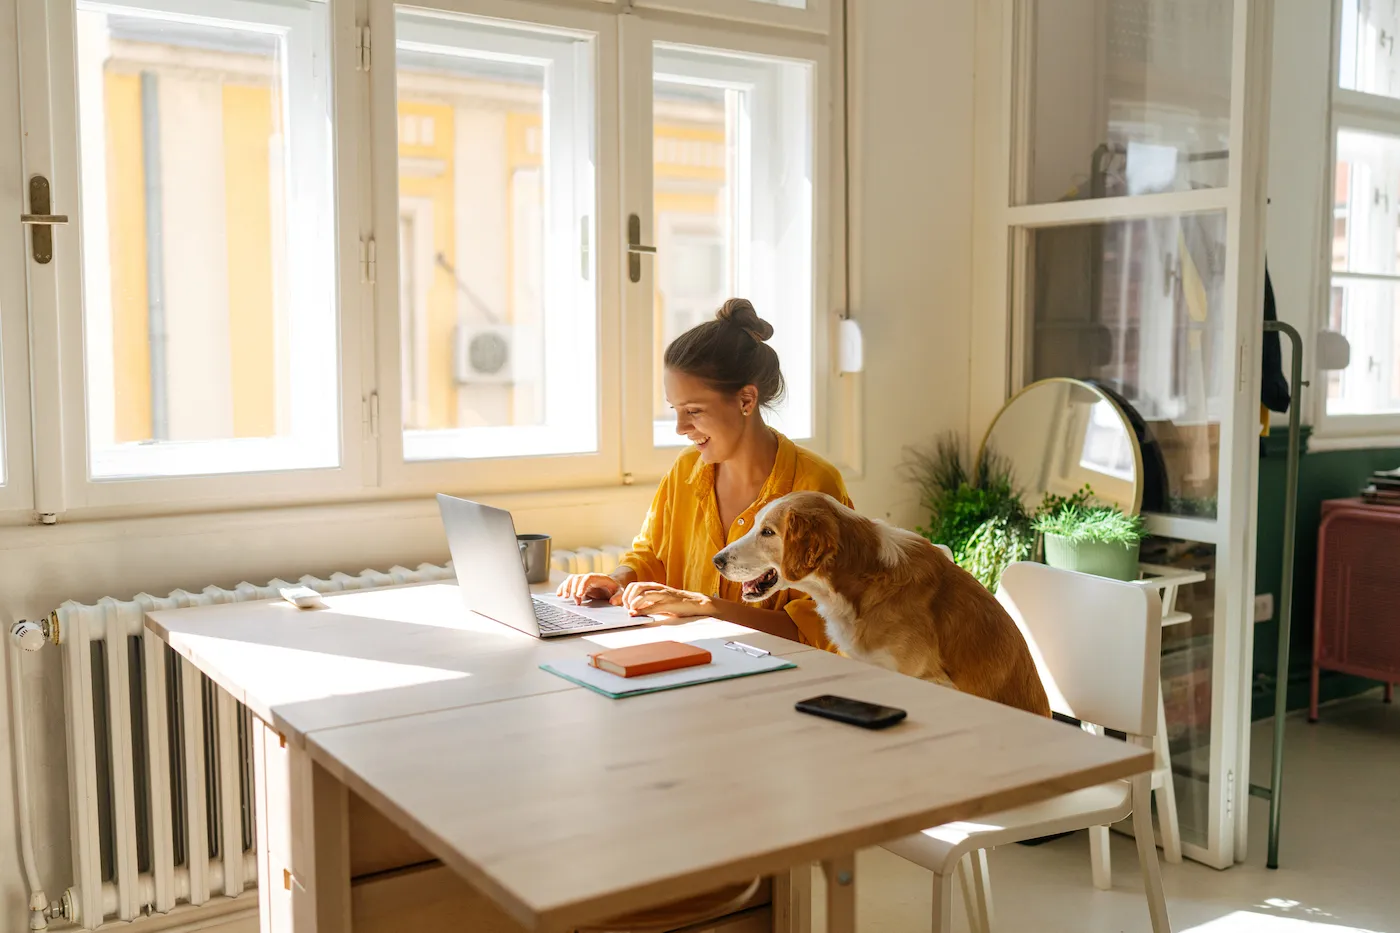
[0,0,35,513]
[20,0,371,513]
[631,0,830,37]
[7,0,841,523]
[1317,0,1400,445]
[620,13,832,482]
[369,0,624,497]
[73,0,341,486]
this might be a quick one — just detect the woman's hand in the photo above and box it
[618,582,715,619]
[556,573,623,604]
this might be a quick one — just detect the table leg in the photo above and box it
[773,865,811,933]
[821,855,856,933]
[254,720,272,933]
[257,719,352,932]
[311,761,352,931]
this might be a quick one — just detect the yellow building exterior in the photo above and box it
[97,43,726,444]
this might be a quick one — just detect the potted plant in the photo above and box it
[905,434,1033,590]
[1032,498,1147,581]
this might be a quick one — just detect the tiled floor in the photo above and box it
[813,691,1400,932]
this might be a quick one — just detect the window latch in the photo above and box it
[627,213,656,283]
[22,176,68,264]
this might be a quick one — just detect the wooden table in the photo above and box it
[146,580,1153,933]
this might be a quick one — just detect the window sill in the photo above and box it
[0,477,660,534]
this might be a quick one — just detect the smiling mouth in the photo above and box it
[692,436,711,449]
[741,568,779,601]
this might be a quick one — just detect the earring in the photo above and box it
[743,408,751,417]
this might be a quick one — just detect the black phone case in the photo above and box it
[794,696,907,730]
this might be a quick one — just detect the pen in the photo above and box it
[723,640,771,658]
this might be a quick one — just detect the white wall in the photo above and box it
[0,0,976,927]
[846,0,974,520]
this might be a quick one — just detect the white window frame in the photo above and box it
[621,14,831,481]
[0,1,35,513]
[370,0,622,495]
[1317,0,1400,447]
[633,0,829,37]
[18,0,369,513]
[6,0,841,522]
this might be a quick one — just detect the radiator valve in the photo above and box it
[10,620,51,652]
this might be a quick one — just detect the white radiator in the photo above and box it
[27,562,455,929]
[551,544,629,576]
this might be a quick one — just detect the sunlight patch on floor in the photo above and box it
[1183,910,1385,933]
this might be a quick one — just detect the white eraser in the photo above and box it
[279,586,325,609]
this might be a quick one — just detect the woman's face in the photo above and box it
[664,369,757,464]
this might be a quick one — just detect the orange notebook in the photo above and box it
[587,641,712,678]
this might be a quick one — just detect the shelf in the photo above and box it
[1143,513,1221,545]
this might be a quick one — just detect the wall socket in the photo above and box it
[1254,593,1275,623]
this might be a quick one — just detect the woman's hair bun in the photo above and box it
[716,298,774,343]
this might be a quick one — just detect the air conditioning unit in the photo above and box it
[455,323,514,385]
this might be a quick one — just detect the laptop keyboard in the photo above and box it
[532,599,608,634]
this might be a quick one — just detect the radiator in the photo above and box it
[21,547,634,930]
[551,544,629,576]
[33,562,455,929]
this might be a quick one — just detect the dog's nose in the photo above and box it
[712,552,727,571]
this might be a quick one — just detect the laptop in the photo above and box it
[436,494,649,638]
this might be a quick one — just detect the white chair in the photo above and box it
[882,562,1169,933]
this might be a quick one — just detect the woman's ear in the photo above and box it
[780,506,838,582]
[737,385,759,417]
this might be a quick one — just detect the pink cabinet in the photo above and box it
[1311,499,1400,720]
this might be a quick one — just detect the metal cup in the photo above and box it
[517,534,552,585]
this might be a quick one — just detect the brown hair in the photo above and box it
[663,298,785,408]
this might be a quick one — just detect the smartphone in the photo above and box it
[794,694,907,730]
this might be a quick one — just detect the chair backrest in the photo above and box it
[995,562,1162,738]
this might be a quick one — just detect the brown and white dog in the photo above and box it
[713,490,1050,717]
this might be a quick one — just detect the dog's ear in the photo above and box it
[780,503,839,582]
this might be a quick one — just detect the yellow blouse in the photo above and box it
[619,433,851,651]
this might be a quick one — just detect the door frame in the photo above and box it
[968,0,1275,869]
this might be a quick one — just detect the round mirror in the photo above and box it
[977,378,1143,516]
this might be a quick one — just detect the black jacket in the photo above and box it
[1261,263,1291,414]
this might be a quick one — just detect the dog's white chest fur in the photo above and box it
[813,592,859,657]
[816,594,906,674]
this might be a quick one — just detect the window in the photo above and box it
[1328,1,1400,431]
[11,0,836,516]
[73,0,338,480]
[1029,212,1230,518]
[1339,0,1400,98]
[648,44,815,447]
[392,9,597,463]
[1022,0,1232,206]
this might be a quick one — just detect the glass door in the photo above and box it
[980,0,1273,868]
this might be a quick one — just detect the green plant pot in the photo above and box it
[1042,534,1140,581]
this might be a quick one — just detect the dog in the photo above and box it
[713,490,1050,717]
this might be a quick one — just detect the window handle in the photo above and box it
[627,213,656,283]
[23,176,65,264]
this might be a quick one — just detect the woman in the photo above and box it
[557,298,850,649]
